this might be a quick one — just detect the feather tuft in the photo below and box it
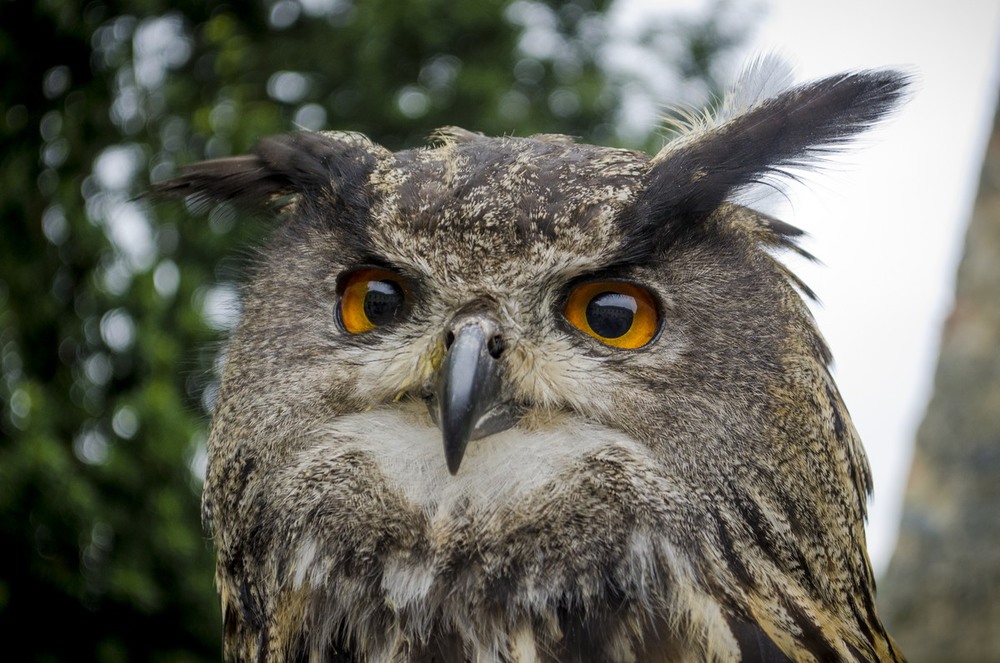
[634,62,911,248]
[717,53,797,125]
[151,131,385,213]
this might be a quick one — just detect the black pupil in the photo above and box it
[363,280,403,325]
[585,291,636,338]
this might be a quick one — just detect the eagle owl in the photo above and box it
[159,59,908,662]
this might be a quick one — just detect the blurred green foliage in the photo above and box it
[0,0,746,659]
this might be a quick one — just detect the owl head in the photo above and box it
[159,58,908,661]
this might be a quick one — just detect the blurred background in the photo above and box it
[1,0,997,660]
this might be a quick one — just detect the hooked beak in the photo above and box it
[429,315,519,474]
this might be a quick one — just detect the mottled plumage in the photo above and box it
[158,60,908,662]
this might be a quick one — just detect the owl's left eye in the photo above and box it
[563,280,660,349]
[337,268,407,334]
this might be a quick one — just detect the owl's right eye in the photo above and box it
[336,268,407,334]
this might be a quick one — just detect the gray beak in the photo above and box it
[431,315,519,474]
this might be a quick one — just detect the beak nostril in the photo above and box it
[444,330,455,349]
[487,334,505,359]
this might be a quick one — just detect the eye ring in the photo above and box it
[336,267,408,334]
[563,280,660,349]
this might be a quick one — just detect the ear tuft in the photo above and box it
[636,60,911,244]
[152,131,385,213]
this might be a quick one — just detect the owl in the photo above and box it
[158,58,908,662]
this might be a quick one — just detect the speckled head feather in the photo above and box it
[156,59,908,662]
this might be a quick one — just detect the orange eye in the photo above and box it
[337,268,407,334]
[563,280,659,349]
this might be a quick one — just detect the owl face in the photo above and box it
[232,134,691,519]
[160,59,908,661]
[333,136,662,470]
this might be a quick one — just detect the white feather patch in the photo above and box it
[654,53,797,163]
[317,403,652,514]
[718,53,796,124]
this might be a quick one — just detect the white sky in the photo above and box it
[617,0,1000,575]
